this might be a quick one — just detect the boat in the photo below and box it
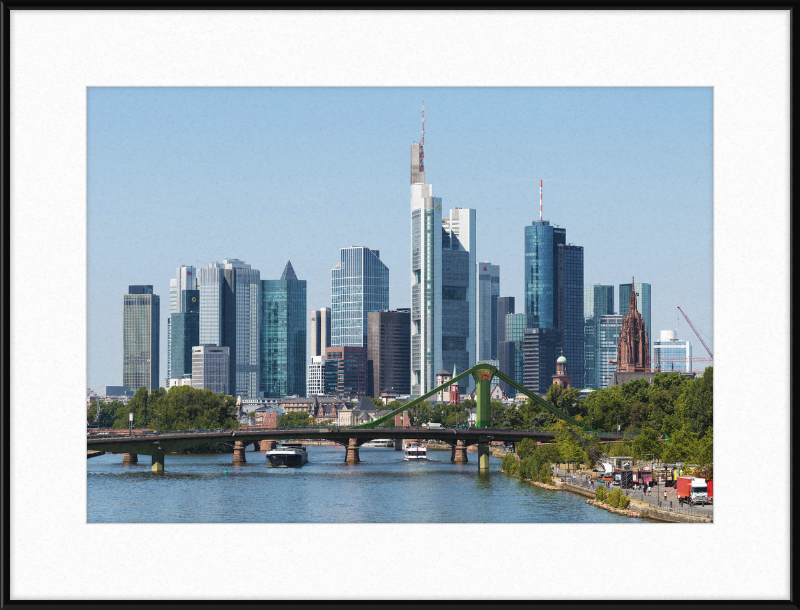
[265,442,308,467]
[362,439,394,448]
[404,441,427,461]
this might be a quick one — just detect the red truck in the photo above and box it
[707,479,713,502]
[676,476,709,506]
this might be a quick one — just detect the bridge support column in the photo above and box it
[345,438,361,464]
[451,439,468,463]
[122,453,138,464]
[478,443,491,472]
[151,451,164,473]
[259,440,276,451]
[233,440,247,463]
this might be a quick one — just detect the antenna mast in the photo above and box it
[539,179,543,221]
[419,101,425,173]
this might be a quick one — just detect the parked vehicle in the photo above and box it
[707,479,713,502]
[676,476,708,506]
[422,422,444,429]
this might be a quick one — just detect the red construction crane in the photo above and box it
[677,306,713,359]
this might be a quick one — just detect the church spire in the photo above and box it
[629,276,637,312]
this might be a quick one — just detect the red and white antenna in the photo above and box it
[419,101,425,173]
[539,179,543,221]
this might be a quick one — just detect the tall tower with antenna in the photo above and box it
[539,179,543,221]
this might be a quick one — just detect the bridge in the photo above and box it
[87,363,626,472]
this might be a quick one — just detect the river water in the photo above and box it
[87,445,650,523]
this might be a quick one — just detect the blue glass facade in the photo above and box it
[332,247,389,348]
[654,336,692,373]
[583,284,615,389]
[597,314,623,389]
[524,221,565,328]
[557,244,584,388]
[260,262,307,399]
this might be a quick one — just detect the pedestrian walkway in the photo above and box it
[555,467,713,518]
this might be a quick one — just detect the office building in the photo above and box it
[653,330,692,373]
[496,297,515,357]
[191,345,230,395]
[169,265,199,382]
[583,284,615,389]
[477,262,500,362]
[521,327,560,396]
[367,309,411,398]
[556,244,584,388]
[198,259,261,398]
[307,356,325,396]
[122,285,160,392]
[619,281,652,347]
[310,307,332,358]
[331,247,389,348]
[325,346,367,397]
[597,314,623,389]
[260,261,307,399]
[496,297,516,396]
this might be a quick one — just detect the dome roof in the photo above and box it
[557,355,567,363]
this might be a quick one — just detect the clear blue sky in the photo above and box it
[87,87,713,388]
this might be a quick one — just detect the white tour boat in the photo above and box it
[362,439,394,448]
[404,441,427,461]
[265,442,308,467]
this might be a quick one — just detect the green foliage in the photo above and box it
[501,452,519,476]
[278,412,312,428]
[369,397,384,409]
[619,494,631,510]
[516,447,553,484]
[607,488,622,508]
[595,485,607,501]
[631,427,663,460]
[516,438,538,461]
[490,401,507,427]
[546,384,583,417]
[111,386,238,431]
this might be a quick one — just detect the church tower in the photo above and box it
[616,276,651,372]
[552,350,572,389]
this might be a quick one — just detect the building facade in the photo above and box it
[170,268,199,382]
[307,356,325,397]
[198,259,261,398]
[583,284,615,389]
[331,246,389,348]
[524,220,565,329]
[191,345,230,395]
[653,330,692,373]
[597,314,623,389]
[310,307,332,358]
[477,262,500,362]
[521,327,560,396]
[260,261,307,399]
[122,285,160,392]
[367,309,411,398]
[325,346,368,398]
[556,244,584,388]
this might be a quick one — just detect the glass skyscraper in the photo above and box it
[653,330,692,373]
[477,262,500,362]
[198,259,261,398]
[169,265,198,383]
[557,244,584,388]
[619,282,651,349]
[584,284,615,389]
[331,246,389,348]
[122,285,160,392]
[597,314,623,389]
[260,261,307,399]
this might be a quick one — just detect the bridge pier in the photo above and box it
[345,438,361,464]
[451,439,468,463]
[258,440,276,451]
[233,440,247,463]
[478,443,491,471]
[122,453,138,464]
[151,451,164,473]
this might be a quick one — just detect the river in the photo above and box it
[87,445,650,523]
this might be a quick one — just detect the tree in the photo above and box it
[369,397,384,410]
[278,412,312,428]
[631,427,662,460]
[516,438,538,461]
[490,401,507,427]
[546,384,581,417]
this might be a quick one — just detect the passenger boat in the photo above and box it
[362,439,394,448]
[265,442,308,467]
[404,442,427,460]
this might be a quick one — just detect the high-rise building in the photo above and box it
[583,284,615,389]
[310,307,332,358]
[169,265,199,383]
[191,345,230,395]
[198,259,261,398]
[331,247,389,348]
[496,297,515,353]
[367,309,411,398]
[597,314,623,389]
[307,356,325,396]
[498,312,530,395]
[477,262,500,362]
[260,261,307,399]
[653,330,692,373]
[122,285,160,392]
[556,244,584,388]
[409,122,477,397]
[619,282,652,346]
[324,346,367,398]
[521,327,560,396]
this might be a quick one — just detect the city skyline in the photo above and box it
[87,87,713,387]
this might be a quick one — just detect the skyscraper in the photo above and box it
[619,281,652,346]
[496,297,516,396]
[367,309,411,398]
[260,261,307,399]
[122,285,160,392]
[325,346,368,398]
[653,330,692,373]
[331,246,389,348]
[169,265,199,383]
[191,345,230,395]
[198,259,261,398]
[583,284,615,389]
[597,314,623,389]
[310,307,332,358]
[521,327,560,396]
[477,262,500,362]
[556,244,584,388]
